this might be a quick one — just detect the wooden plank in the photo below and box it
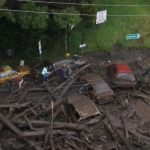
[137,61,147,70]
[52,63,91,93]
[20,88,28,100]
[0,144,3,150]
[23,129,77,137]
[103,114,134,150]
[121,115,129,139]
[12,104,40,121]
[143,58,150,67]
[0,113,43,150]
[0,102,31,109]
[25,140,44,150]
[60,79,75,97]
[133,92,150,106]
[16,120,87,131]
[0,112,23,136]
[28,88,48,92]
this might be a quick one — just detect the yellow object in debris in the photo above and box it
[65,53,70,57]
[0,66,12,72]
[0,65,31,85]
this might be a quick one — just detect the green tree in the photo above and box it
[79,0,96,27]
[53,7,81,52]
[0,0,5,7]
[17,3,49,29]
[0,0,6,18]
[0,0,15,22]
[16,3,49,59]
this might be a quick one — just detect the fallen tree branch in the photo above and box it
[52,64,91,93]
[103,112,134,150]
[0,112,23,136]
[23,129,77,137]
[0,102,31,109]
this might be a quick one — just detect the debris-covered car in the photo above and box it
[133,58,150,87]
[72,55,87,67]
[33,57,87,79]
[53,57,87,72]
[0,65,31,85]
[79,73,114,104]
[107,63,136,88]
[67,95,101,124]
[53,59,75,71]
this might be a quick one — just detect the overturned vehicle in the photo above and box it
[78,73,114,104]
[67,95,101,124]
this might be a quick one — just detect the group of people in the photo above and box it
[41,62,72,82]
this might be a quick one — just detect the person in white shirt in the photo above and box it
[42,66,50,81]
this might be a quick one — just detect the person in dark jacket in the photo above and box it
[59,64,72,81]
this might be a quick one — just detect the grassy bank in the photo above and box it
[70,0,150,53]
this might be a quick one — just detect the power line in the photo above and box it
[0,8,95,16]
[17,0,150,7]
[1,8,150,17]
[0,8,94,16]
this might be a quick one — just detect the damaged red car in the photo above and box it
[107,63,137,88]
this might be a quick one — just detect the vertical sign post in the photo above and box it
[126,33,142,50]
[79,43,86,56]
[38,40,42,61]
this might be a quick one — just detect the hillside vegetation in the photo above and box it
[71,0,150,52]
[0,0,150,65]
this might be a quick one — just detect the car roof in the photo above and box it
[53,59,74,70]
[115,63,133,73]
[82,73,113,96]
[0,66,12,72]
[67,95,100,121]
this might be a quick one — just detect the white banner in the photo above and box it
[96,10,107,24]
[38,40,42,55]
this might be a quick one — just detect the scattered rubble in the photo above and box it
[0,52,150,150]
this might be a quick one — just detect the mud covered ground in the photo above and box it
[0,47,150,150]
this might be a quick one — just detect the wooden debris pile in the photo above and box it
[0,100,95,150]
[0,64,96,150]
[0,62,150,150]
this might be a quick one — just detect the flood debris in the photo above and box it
[0,56,150,150]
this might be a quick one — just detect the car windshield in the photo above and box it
[0,70,17,78]
[53,59,74,71]
[117,72,135,81]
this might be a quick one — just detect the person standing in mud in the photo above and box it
[41,65,50,82]
[43,60,56,75]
